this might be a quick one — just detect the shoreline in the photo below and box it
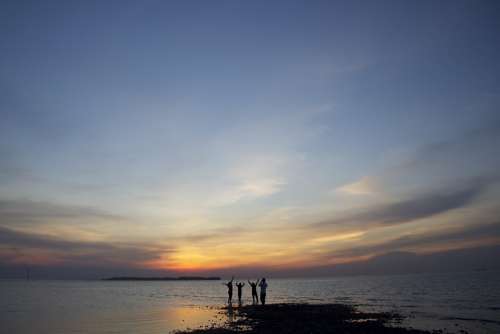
[173,303,448,334]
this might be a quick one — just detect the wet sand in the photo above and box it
[174,303,453,334]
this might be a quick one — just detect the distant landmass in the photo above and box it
[102,276,220,281]
[2,244,499,280]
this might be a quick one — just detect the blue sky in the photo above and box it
[1,0,500,275]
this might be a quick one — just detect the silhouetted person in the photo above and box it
[235,282,245,304]
[223,276,234,304]
[248,279,260,304]
[259,278,268,305]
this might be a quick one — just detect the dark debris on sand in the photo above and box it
[174,303,445,334]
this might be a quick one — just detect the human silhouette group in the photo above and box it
[223,276,268,305]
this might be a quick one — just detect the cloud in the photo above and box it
[411,121,500,166]
[385,120,500,188]
[0,199,124,225]
[239,178,285,197]
[318,179,488,229]
[308,231,365,245]
[320,245,500,277]
[330,221,500,259]
[0,226,168,268]
[333,121,500,206]
[335,176,380,196]
[222,154,290,203]
[206,178,285,207]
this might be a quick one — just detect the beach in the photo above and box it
[175,303,438,334]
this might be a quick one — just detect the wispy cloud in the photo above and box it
[0,199,124,226]
[308,231,365,245]
[320,180,487,229]
[335,176,380,196]
[406,121,500,169]
[0,226,169,268]
[329,221,500,259]
[378,121,500,194]
[206,178,286,207]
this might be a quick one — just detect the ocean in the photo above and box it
[1,271,499,334]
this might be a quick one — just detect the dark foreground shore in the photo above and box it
[175,303,447,334]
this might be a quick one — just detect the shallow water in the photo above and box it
[1,271,499,333]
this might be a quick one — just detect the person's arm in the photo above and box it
[256,279,260,286]
[248,280,251,285]
[230,276,234,283]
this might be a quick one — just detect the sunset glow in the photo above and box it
[1,0,500,279]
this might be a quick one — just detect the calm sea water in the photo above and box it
[1,271,499,334]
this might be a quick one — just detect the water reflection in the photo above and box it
[1,272,499,334]
[165,306,220,331]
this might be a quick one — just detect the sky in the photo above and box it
[1,0,500,278]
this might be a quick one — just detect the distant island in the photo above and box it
[102,276,220,281]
